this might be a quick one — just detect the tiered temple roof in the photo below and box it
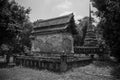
[31,13,77,35]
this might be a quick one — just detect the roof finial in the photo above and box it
[88,0,92,31]
[89,1,92,25]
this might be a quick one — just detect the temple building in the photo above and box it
[31,13,77,54]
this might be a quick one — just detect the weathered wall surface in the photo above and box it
[31,33,73,53]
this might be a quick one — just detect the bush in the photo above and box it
[111,65,120,79]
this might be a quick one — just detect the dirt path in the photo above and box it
[0,62,115,80]
[59,64,113,80]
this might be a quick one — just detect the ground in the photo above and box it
[0,60,118,80]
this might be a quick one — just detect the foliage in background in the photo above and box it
[91,0,120,61]
[0,0,33,62]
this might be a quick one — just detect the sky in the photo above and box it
[15,0,92,22]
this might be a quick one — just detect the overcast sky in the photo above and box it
[16,0,92,22]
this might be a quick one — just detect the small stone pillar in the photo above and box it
[60,54,67,72]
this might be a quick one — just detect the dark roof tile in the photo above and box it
[34,13,74,28]
[31,13,78,35]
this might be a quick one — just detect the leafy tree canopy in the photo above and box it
[0,0,33,55]
[91,0,120,61]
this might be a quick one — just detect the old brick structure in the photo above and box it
[31,13,77,55]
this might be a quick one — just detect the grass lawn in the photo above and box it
[0,60,117,80]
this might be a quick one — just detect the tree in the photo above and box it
[0,0,32,63]
[12,22,33,54]
[91,0,120,61]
